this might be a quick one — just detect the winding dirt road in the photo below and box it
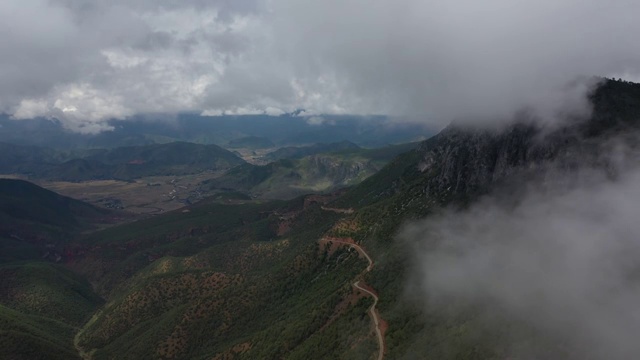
[320,206,355,214]
[321,238,385,360]
[354,280,384,360]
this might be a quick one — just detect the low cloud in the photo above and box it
[305,116,336,126]
[403,134,640,359]
[273,0,640,126]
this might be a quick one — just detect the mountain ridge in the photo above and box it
[1,78,640,359]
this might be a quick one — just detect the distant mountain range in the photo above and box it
[206,141,419,199]
[225,136,275,149]
[0,113,433,149]
[262,140,361,161]
[0,142,245,181]
[2,79,639,360]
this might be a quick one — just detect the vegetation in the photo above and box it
[0,181,107,360]
[0,261,102,360]
[207,142,419,200]
[2,79,639,359]
[0,142,244,181]
[0,114,431,149]
[225,136,275,149]
[263,141,361,161]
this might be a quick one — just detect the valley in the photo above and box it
[1,79,639,359]
[35,172,226,214]
[4,0,640,358]
[0,140,417,214]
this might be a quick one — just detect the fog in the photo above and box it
[403,135,640,359]
[272,0,640,124]
[3,0,640,131]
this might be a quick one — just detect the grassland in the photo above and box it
[36,172,228,214]
[0,262,103,360]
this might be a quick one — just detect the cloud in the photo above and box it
[272,0,640,125]
[305,116,336,126]
[3,0,640,131]
[403,134,640,359]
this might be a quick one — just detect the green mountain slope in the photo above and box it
[0,181,107,360]
[5,79,640,360]
[0,179,112,260]
[0,142,245,181]
[225,136,275,149]
[0,303,81,360]
[263,141,361,161]
[0,262,103,360]
[207,142,419,199]
[0,178,106,227]
[321,78,640,359]
[69,195,378,359]
[205,156,377,199]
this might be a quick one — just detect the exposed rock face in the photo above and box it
[414,79,640,204]
[307,154,376,184]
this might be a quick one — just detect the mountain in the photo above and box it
[335,78,640,210]
[225,136,275,149]
[0,263,103,360]
[0,178,119,264]
[0,179,111,246]
[0,142,245,181]
[322,78,640,359]
[263,141,361,161]
[0,180,110,360]
[68,194,372,359]
[67,78,640,360]
[4,78,640,360]
[206,142,419,199]
[0,114,433,149]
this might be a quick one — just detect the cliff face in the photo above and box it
[413,79,640,204]
[331,80,640,359]
[306,154,377,184]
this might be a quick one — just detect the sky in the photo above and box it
[2,0,640,133]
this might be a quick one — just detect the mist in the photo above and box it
[402,134,640,359]
[272,0,640,125]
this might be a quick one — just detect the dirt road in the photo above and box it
[321,237,384,359]
[354,281,384,360]
[320,206,355,214]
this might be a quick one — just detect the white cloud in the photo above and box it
[306,116,336,126]
[2,0,640,131]
[404,135,640,358]
[264,106,285,116]
[13,99,50,119]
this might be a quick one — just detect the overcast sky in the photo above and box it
[2,0,640,132]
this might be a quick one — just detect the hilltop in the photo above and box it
[0,179,115,260]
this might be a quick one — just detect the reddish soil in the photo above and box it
[318,237,356,256]
[321,206,355,214]
[318,234,386,359]
[320,287,368,332]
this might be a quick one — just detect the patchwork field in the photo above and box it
[33,172,226,214]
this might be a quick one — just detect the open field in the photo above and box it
[231,147,278,165]
[30,172,226,214]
